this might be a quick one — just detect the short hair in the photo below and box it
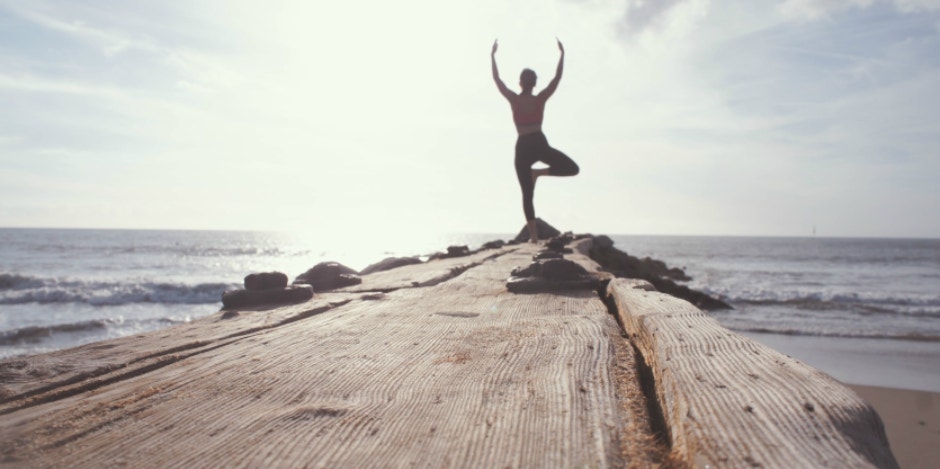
[520,68,537,89]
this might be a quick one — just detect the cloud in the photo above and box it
[622,0,689,31]
[778,0,940,20]
[0,2,159,57]
[611,0,711,40]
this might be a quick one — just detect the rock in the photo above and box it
[546,237,569,251]
[481,239,506,250]
[533,250,563,260]
[221,285,314,309]
[506,258,599,293]
[545,235,574,254]
[446,245,470,257]
[586,235,729,310]
[538,258,590,281]
[593,235,614,250]
[513,218,562,243]
[510,263,540,278]
[649,278,731,311]
[359,256,423,275]
[293,262,362,292]
[428,245,472,261]
[244,272,288,291]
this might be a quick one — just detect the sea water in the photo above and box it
[609,235,940,342]
[611,235,940,392]
[3,229,939,384]
[0,228,501,358]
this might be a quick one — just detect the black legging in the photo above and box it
[515,132,579,221]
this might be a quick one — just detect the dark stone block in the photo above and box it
[244,271,288,291]
[593,235,614,250]
[585,234,729,310]
[481,239,506,250]
[538,258,589,281]
[513,218,561,242]
[507,258,598,293]
[293,262,362,292]
[533,250,564,260]
[446,245,470,257]
[221,285,314,309]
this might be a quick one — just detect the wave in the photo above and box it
[704,287,940,318]
[32,243,309,259]
[0,316,192,346]
[0,273,237,306]
[0,319,112,346]
[732,326,940,343]
[0,273,45,290]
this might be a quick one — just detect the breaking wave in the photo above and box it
[731,326,940,343]
[0,273,237,306]
[0,317,191,346]
[705,286,940,318]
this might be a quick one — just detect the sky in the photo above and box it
[1,0,939,238]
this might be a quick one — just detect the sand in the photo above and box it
[850,384,940,469]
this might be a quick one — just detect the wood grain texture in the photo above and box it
[338,247,514,293]
[605,277,899,468]
[0,247,519,408]
[0,296,355,408]
[0,245,648,468]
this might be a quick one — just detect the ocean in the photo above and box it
[2,228,939,389]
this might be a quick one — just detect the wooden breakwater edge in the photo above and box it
[0,228,898,468]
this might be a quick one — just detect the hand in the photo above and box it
[492,39,498,55]
[556,37,564,54]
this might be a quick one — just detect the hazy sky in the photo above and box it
[2,0,939,237]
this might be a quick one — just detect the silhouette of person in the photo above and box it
[492,38,579,243]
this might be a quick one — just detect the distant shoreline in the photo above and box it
[1,226,939,241]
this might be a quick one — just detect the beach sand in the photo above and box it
[849,384,940,469]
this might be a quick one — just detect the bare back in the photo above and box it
[509,94,547,135]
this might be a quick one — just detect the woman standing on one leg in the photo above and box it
[492,38,579,243]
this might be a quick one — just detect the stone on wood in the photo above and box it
[293,262,362,292]
[481,239,506,250]
[446,245,470,257]
[513,218,561,242]
[507,258,599,293]
[244,272,288,291]
[221,285,314,309]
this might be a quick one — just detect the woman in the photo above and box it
[492,38,579,243]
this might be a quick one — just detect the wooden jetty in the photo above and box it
[0,238,898,468]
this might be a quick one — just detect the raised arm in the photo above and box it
[491,40,514,100]
[539,39,565,99]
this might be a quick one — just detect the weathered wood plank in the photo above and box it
[1,245,645,468]
[0,247,518,409]
[0,295,356,406]
[606,277,899,468]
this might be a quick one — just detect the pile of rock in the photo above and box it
[587,235,731,310]
[428,245,472,261]
[507,234,600,293]
[511,218,561,243]
[222,272,314,310]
